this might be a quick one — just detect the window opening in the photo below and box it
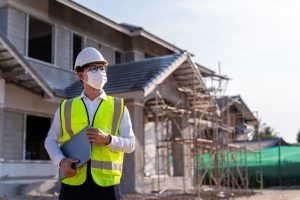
[28,17,53,63]
[25,115,51,160]
[73,34,83,66]
[115,51,122,64]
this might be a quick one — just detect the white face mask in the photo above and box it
[84,69,107,90]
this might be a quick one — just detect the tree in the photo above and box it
[254,122,277,139]
[296,130,300,143]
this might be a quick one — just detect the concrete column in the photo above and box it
[0,78,5,105]
[121,100,144,194]
[182,118,193,188]
[0,108,4,159]
[172,118,184,176]
[171,116,191,180]
[0,78,5,159]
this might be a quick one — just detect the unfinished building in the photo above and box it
[0,0,261,195]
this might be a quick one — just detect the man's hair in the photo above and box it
[75,61,107,72]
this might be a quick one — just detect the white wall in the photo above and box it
[4,83,58,115]
[0,160,57,178]
[144,122,156,175]
[0,78,5,105]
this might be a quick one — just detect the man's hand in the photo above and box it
[60,158,79,178]
[86,127,111,146]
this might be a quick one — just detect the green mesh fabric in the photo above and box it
[197,146,300,179]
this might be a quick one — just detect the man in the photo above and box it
[45,47,135,200]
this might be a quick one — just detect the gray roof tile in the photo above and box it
[104,53,185,94]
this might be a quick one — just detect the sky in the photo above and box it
[74,0,300,143]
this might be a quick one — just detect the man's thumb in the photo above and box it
[70,159,80,163]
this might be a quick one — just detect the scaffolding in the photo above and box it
[144,65,262,197]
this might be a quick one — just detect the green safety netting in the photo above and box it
[197,146,300,181]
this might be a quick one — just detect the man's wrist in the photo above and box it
[56,155,66,168]
[105,135,112,145]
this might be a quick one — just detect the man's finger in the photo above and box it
[87,134,96,139]
[87,127,99,132]
[64,168,76,177]
[69,159,79,163]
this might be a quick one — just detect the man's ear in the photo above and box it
[77,72,84,81]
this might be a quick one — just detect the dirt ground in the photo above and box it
[234,189,300,200]
[2,183,300,200]
[24,189,300,200]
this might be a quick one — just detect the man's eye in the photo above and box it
[90,67,98,72]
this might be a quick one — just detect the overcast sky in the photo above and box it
[74,0,300,143]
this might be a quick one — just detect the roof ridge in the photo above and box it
[142,52,188,91]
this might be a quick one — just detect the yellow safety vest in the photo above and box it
[59,95,124,186]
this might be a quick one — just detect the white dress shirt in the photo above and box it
[44,91,135,167]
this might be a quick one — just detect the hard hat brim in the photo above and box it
[74,60,108,72]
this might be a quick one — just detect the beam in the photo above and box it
[2,68,25,78]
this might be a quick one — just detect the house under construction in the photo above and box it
[0,0,260,195]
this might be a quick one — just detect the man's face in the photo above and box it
[77,64,106,82]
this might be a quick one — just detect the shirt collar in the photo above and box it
[79,90,107,101]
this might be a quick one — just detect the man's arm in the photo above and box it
[107,106,135,153]
[44,108,78,177]
[44,109,65,167]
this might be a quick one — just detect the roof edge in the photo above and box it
[132,29,182,53]
[186,53,208,91]
[143,52,188,97]
[55,0,132,35]
[0,33,54,98]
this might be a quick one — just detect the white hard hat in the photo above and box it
[74,47,108,71]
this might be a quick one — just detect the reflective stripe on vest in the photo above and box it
[111,97,122,136]
[64,98,75,138]
[59,96,124,186]
[91,160,123,171]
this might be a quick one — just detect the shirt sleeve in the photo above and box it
[44,108,65,167]
[107,106,135,153]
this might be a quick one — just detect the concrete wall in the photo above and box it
[0,80,60,178]
[1,2,119,68]
[0,83,59,161]
[0,160,57,178]
[55,25,71,69]
[2,0,175,69]
[1,110,24,160]
[0,79,5,159]
[0,78,5,105]
[0,7,8,36]
[0,80,25,160]
[125,50,145,62]
[132,36,174,57]
[0,108,4,159]
[4,83,58,116]
[144,122,156,176]
[4,6,26,54]
[7,7,26,54]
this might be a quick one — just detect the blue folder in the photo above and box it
[59,126,91,180]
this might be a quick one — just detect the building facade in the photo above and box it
[0,0,222,194]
